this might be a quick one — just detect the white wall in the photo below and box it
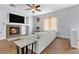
[0,6,8,40]
[0,6,33,40]
[33,5,79,38]
[28,16,34,34]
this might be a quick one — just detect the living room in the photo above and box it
[0,4,79,54]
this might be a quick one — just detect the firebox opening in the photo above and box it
[9,27,19,35]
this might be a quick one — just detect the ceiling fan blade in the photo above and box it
[25,8,31,10]
[35,5,40,8]
[35,9,41,12]
[32,4,35,7]
[26,4,32,8]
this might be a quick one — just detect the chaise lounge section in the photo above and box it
[35,31,57,53]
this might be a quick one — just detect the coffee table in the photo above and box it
[14,35,37,54]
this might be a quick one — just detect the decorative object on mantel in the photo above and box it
[35,26,40,32]
[37,17,40,23]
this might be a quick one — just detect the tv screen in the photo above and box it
[9,13,24,23]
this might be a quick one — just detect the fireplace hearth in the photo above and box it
[6,25,21,38]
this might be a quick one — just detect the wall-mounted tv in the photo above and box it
[9,13,24,24]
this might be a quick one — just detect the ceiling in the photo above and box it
[1,4,77,16]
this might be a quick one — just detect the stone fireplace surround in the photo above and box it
[6,25,21,38]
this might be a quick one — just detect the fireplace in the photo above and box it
[10,27,19,35]
[6,25,21,38]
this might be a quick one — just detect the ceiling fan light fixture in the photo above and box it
[32,8,35,11]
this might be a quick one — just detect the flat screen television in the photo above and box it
[9,13,24,23]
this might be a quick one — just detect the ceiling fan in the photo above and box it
[25,4,41,13]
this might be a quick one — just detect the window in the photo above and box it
[44,17,57,31]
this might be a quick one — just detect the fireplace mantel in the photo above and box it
[6,23,28,26]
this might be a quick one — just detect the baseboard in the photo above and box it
[57,36,70,39]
